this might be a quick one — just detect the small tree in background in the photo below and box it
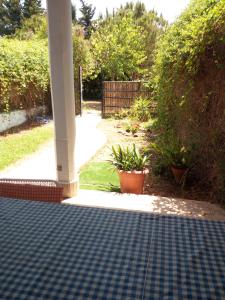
[0,0,22,35]
[15,14,47,40]
[71,3,77,24]
[91,15,147,80]
[90,2,167,81]
[79,0,95,38]
[133,1,146,19]
[23,0,42,19]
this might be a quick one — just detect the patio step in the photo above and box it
[62,189,225,221]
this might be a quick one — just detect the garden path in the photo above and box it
[0,113,106,180]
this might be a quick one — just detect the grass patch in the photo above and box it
[80,162,120,192]
[0,124,53,171]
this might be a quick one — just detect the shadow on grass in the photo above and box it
[80,183,120,193]
[0,120,51,137]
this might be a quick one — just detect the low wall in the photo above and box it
[0,106,46,133]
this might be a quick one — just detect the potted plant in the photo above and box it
[151,140,191,184]
[110,144,149,194]
[169,146,189,184]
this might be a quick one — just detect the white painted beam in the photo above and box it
[47,0,78,197]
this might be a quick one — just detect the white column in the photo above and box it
[47,0,78,197]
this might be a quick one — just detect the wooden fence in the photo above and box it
[102,81,150,117]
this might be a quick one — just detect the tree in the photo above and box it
[23,0,42,19]
[134,2,146,19]
[93,3,167,78]
[72,25,94,79]
[91,15,147,80]
[79,0,95,38]
[0,0,22,36]
[137,11,167,70]
[71,3,77,24]
[0,1,5,35]
[15,14,47,40]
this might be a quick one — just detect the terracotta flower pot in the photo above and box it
[171,166,187,183]
[118,169,149,194]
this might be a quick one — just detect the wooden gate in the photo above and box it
[102,81,149,117]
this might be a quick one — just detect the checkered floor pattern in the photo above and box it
[0,198,225,300]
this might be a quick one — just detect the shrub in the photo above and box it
[124,122,139,135]
[0,23,94,115]
[152,0,225,200]
[15,15,48,40]
[0,38,49,113]
[142,118,157,132]
[130,97,151,122]
[151,135,191,169]
[114,109,131,120]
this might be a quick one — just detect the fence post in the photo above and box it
[79,66,83,116]
[102,81,105,118]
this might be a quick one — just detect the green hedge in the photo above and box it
[0,22,93,115]
[152,0,225,200]
[0,38,49,113]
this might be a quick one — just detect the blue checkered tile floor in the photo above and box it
[0,198,225,300]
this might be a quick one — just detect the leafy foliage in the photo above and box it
[0,38,49,112]
[23,0,42,19]
[2,18,93,114]
[71,4,77,24]
[91,14,147,80]
[151,137,191,169]
[130,97,151,122]
[110,144,149,171]
[114,109,131,120]
[86,2,167,93]
[79,0,95,38]
[124,122,139,135]
[72,25,94,79]
[152,0,225,200]
[15,14,47,40]
[0,0,22,36]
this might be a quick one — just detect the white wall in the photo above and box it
[0,110,26,133]
[0,106,46,133]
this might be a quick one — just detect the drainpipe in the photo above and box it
[47,0,78,197]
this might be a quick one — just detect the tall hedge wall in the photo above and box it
[0,38,50,113]
[152,0,225,200]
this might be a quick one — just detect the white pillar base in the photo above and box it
[59,180,79,198]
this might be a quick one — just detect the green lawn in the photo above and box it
[80,162,120,192]
[0,124,53,171]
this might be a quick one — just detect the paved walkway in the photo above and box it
[0,113,106,180]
